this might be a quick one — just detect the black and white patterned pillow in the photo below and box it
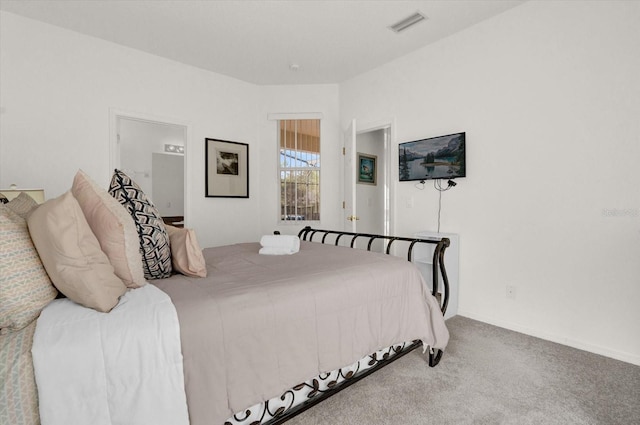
[108,169,172,279]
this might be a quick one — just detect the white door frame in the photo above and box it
[109,108,192,227]
[343,119,357,233]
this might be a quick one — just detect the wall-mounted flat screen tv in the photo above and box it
[399,132,466,181]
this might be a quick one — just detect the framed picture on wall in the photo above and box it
[205,138,249,198]
[357,153,377,185]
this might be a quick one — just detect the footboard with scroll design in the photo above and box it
[225,227,451,425]
[297,226,451,324]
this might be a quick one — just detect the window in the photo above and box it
[279,119,320,222]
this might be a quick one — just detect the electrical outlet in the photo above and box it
[506,285,517,300]
[406,196,414,208]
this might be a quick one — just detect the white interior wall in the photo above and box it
[340,0,640,365]
[2,2,639,365]
[0,11,261,247]
[0,12,342,245]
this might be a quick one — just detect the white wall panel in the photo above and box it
[340,1,640,365]
[0,11,259,247]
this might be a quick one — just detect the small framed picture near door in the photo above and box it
[205,138,249,198]
[357,153,377,185]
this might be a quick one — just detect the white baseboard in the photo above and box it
[456,310,640,367]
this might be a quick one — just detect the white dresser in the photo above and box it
[412,231,459,319]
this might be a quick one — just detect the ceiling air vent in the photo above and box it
[389,11,427,33]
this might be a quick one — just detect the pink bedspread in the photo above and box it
[152,241,449,425]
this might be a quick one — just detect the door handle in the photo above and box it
[347,215,360,221]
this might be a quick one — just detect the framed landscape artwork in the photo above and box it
[205,138,249,198]
[357,153,377,185]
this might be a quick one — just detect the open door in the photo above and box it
[343,119,357,232]
[111,110,190,227]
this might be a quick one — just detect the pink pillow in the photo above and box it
[166,225,207,278]
[71,170,146,288]
[27,191,127,313]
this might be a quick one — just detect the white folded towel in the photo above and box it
[259,235,300,255]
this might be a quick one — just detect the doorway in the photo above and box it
[343,120,392,251]
[355,128,386,236]
[110,111,189,227]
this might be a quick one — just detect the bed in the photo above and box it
[30,229,450,425]
[220,227,452,425]
[1,172,451,425]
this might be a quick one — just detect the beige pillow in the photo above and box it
[6,192,39,219]
[0,205,57,334]
[27,191,127,313]
[71,170,146,288]
[166,225,207,278]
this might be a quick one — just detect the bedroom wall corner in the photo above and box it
[339,0,640,365]
[0,11,262,248]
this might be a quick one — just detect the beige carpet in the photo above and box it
[287,316,640,425]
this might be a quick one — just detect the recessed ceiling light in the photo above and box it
[389,11,427,33]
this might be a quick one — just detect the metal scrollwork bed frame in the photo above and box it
[233,226,451,425]
[297,226,451,367]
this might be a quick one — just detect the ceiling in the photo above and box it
[0,0,526,85]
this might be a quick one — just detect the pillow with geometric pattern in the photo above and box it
[0,205,57,333]
[108,169,172,279]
